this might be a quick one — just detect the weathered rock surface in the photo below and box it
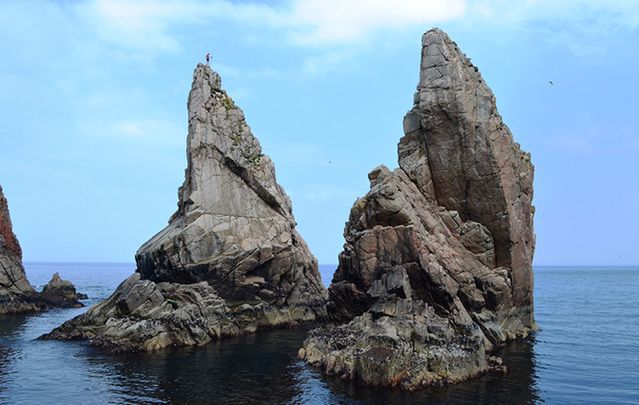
[0,186,40,313]
[300,28,535,389]
[43,64,327,351]
[40,272,85,308]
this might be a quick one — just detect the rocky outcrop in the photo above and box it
[0,188,84,313]
[300,28,535,389]
[43,64,327,351]
[0,186,40,313]
[40,272,85,308]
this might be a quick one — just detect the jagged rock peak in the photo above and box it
[173,63,293,224]
[301,28,535,389]
[135,63,326,305]
[401,28,534,310]
[43,63,327,351]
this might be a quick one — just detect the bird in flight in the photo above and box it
[549,80,554,86]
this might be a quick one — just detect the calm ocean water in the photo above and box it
[0,263,637,404]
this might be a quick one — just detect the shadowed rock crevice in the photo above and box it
[301,28,535,390]
[42,64,327,351]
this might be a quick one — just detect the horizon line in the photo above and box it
[22,262,639,268]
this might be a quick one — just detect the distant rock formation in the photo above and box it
[40,272,85,308]
[43,64,327,351]
[300,28,535,389]
[0,187,84,313]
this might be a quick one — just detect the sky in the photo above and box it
[0,0,638,266]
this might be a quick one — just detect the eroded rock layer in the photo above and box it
[300,28,535,389]
[43,64,327,351]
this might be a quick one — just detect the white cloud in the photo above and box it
[65,0,639,64]
[35,0,635,82]
[283,0,466,44]
[72,0,466,51]
[75,0,186,52]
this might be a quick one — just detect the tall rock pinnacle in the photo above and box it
[135,65,324,307]
[43,64,327,351]
[301,28,535,389]
[401,29,535,311]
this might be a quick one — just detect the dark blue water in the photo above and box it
[0,264,637,404]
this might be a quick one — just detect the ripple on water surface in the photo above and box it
[0,264,637,404]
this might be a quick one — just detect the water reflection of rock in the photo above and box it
[86,329,319,403]
[0,314,29,399]
[74,329,539,404]
[0,310,539,404]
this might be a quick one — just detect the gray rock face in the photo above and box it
[45,272,318,351]
[40,272,85,308]
[0,186,40,313]
[301,28,535,389]
[43,64,327,351]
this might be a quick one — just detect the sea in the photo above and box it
[0,263,637,404]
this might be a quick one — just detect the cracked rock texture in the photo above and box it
[43,64,327,351]
[300,28,535,389]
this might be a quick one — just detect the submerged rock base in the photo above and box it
[301,297,488,390]
[301,298,525,389]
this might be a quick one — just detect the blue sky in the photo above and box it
[1,0,638,265]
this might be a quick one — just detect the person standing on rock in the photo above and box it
[206,52,211,65]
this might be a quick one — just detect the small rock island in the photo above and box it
[0,186,84,313]
[43,64,327,351]
[299,28,535,389]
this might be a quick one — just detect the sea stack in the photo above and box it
[0,186,40,313]
[300,29,535,389]
[43,64,327,351]
[40,272,86,308]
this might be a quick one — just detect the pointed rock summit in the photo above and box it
[136,64,321,302]
[43,64,327,351]
[300,29,535,389]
